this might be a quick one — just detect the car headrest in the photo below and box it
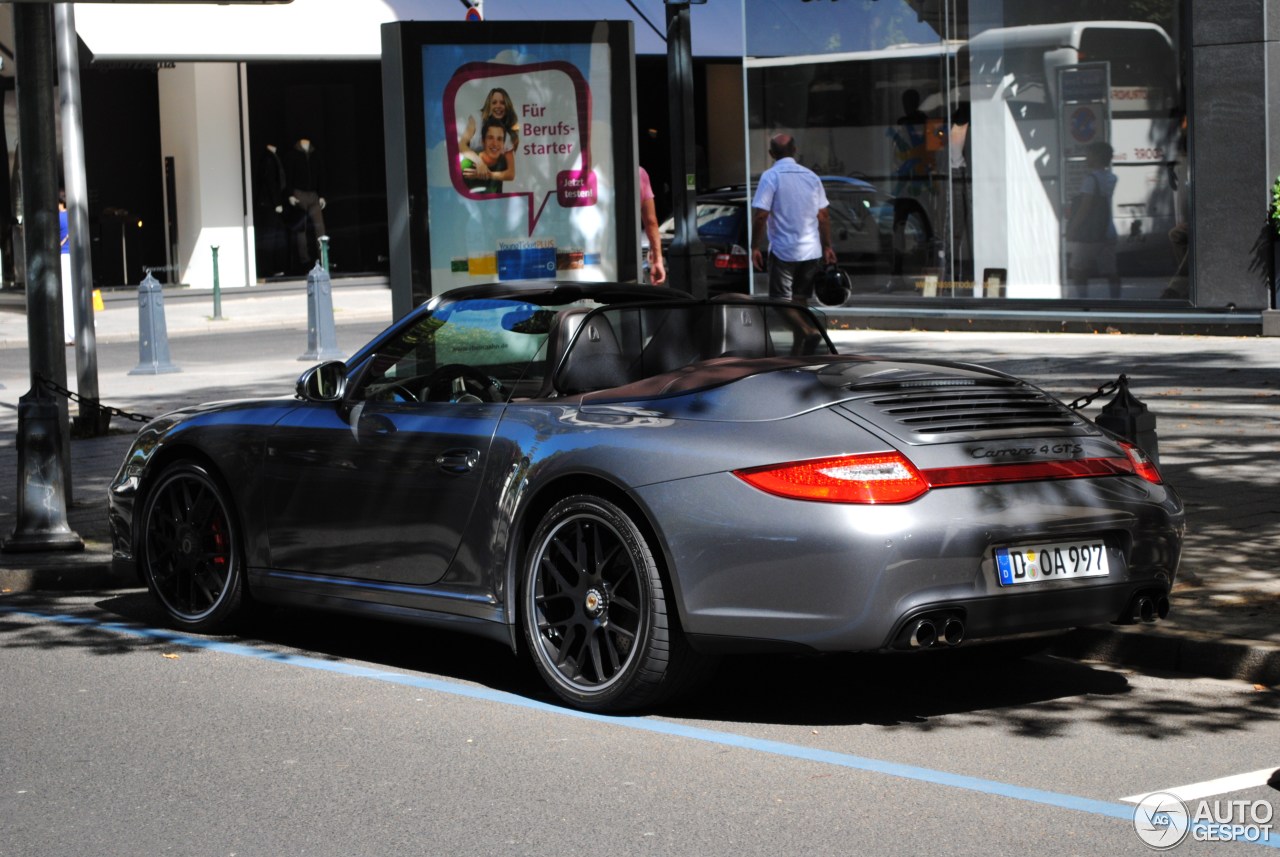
[710,303,772,358]
[550,310,635,395]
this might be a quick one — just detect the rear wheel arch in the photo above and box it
[508,474,685,635]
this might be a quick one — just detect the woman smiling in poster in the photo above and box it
[458,87,519,184]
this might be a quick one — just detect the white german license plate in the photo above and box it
[994,540,1110,586]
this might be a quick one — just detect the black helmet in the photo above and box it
[814,265,851,307]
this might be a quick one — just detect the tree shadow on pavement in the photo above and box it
[667,645,1278,735]
[3,592,1274,741]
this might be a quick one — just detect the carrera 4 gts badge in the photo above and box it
[971,443,1084,460]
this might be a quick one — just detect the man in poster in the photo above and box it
[461,117,512,194]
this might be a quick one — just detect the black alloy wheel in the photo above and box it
[140,461,245,632]
[522,495,697,712]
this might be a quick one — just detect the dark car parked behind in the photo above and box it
[653,188,755,294]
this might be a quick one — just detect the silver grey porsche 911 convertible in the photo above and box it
[109,281,1184,711]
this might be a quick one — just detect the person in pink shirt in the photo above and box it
[639,166,666,285]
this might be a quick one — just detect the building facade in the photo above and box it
[741,0,1278,332]
[2,0,1276,332]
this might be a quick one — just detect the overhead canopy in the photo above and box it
[67,0,745,64]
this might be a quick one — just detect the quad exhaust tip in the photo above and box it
[910,619,937,649]
[1125,591,1171,625]
[908,616,965,649]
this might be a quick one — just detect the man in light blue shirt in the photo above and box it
[750,134,837,301]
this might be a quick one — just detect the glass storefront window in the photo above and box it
[743,0,1187,303]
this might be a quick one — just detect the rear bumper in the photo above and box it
[632,471,1184,654]
[884,578,1172,651]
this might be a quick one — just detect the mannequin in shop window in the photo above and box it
[1161,112,1190,300]
[286,137,327,272]
[940,102,973,284]
[256,143,290,277]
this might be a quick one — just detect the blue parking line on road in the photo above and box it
[4,604,1275,849]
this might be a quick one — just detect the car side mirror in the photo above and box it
[297,361,348,402]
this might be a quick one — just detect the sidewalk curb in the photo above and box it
[0,559,134,594]
[1053,625,1280,686]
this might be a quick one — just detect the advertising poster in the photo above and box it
[422,40,618,287]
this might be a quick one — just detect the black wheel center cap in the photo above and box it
[584,587,607,618]
[177,527,198,556]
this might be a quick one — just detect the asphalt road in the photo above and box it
[2,591,1278,856]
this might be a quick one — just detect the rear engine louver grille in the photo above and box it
[850,379,1085,440]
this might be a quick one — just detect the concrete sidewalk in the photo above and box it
[2,284,1278,685]
[0,277,394,349]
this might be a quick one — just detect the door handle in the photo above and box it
[437,447,480,474]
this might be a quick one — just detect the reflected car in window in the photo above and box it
[655,188,757,294]
[110,281,1184,713]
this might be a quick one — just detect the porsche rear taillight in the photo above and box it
[714,244,750,272]
[734,452,930,504]
[1120,441,1164,484]
[735,445,1164,504]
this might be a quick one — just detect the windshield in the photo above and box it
[354,296,599,403]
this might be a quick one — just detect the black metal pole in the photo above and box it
[4,2,83,552]
[665,2,707,298]
[15,3,65,399]
[56,3,108,437]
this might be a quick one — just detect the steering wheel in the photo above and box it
[422,363,505,403]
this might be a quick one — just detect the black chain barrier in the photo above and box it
[1066,374,1125,412]
[36,375,154,424]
